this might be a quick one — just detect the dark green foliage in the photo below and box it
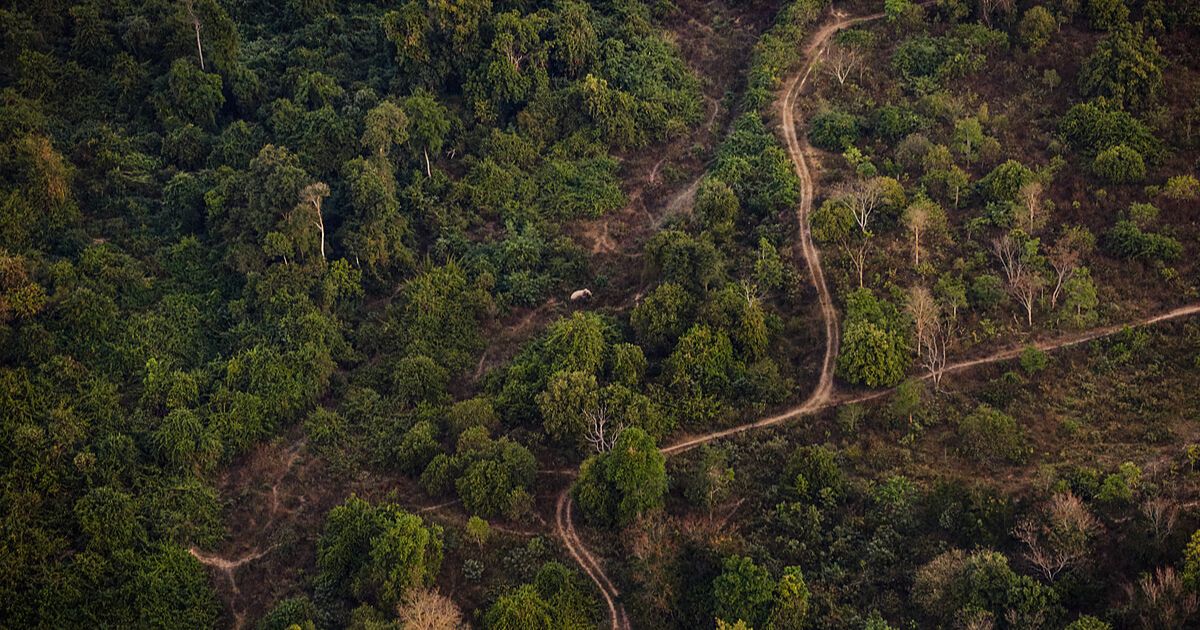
[957,405,1027,464]
[1079,23,1165,111]
[1105,220,1181,262]
[977,160,1034,204]
[573,428,667,527]
[1091,144,1145,183]
[316,496,443,610]
[836,289,910,388]
[1059,99,1160,159]
[258,596,320,630]
[809,109,861,151]
[712,113,800,219]
[713,555,775,627]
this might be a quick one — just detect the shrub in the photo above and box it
[970,274,1007,310]
[957,405,1026,463]
[1162,175,1200,200]
[1091,144,1145,183]
[1019,6,1058,51]
[809,109,861,151]
[1019,346,1049,375]
[1104,220,1181,262]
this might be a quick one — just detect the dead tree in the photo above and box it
[826,43,858,86]
[1016,181,1046,234]
[907,286,938,358]
[920,313,954,391]
[840,178,884,236]
[1140,498,1178,544]
[300,182,330,261]
[583,405,621,453]
[993,234,1045,327]
[1014,491,1100,582]
[183,0,206,70]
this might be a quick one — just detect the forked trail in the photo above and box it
[553,8,1200,629]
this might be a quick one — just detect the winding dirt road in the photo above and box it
[553,8,1200,629]
[553,9,866,628]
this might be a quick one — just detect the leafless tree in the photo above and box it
[1125,567,1199,629]
[993,234,1045,327]
[840,178,884,236]
[1140,498,1179,544]
[1016,181,1047,234]
[826,42,858,86]
[903,203,930,268]
[1046,226,1094,309]
[978,0,1016,27]
[1014,491,1100,581]
[920,314,953,391]
[299,183,330,261]
[584,405,622,453]
[907,286,938,358]
[183,0,206,70]
[844,236,870,288]
[397,588,464,630]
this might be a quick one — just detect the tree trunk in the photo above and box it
[185,0,206,70]
[913,229,921,268]
[424,148,431,177]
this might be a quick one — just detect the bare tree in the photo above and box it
[840,178,884,236]
[584,405,622,454]
[1014,491,1100,581]
[1016,181,1047,234]
[1125,567,1199,629]
[907,286,938,358]
[183,0,206,70]
[978,0,1016,27]
[299,182,330,261]
[826,42,858,86]
[993,234,1045,327]
[920,313,955,391]
[903,202,929,268]
[1046,226,1095,309]
[397,588,464,630]
[1140,498,1179,544]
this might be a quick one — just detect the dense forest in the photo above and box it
[3,0,1200,628]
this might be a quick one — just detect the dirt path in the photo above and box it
[552,7,1200,626]
[553,9,864,628]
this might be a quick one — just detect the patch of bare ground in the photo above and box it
[571,0,781,309]
[193,426,561,628]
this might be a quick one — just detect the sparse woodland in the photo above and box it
[3,0,1200,629]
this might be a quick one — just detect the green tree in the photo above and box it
[836,289,909,388]
[484,584,554,630]
[683,446,735,514]
[631,282,694,353]
[770,566,810,630]
[404,89,451,176]
[1079,23,1165,111]
[134,544,220,629]
[361,100,409,160]
[713,555,775,628]
[1183,529,1200,590]
[573,427,667,527]
[1091,144,1145,183]
[317,496,443,608]
[957,404,1026,463]
[809,109,860,151]
[1019,6,1059,51]
[537,370,599,446]
[166,59,224,128]
[466,515,490,549]
[1085,0,1129,30]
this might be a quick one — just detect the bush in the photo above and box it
[1059,99,1160,158]
[1019,6,1058,51]
[1104,220,1181,262]
[957,405,1026,463]
[809,109,861,151]
[1091,144,1145,183]
[1019,346,1049,375]
[1162,175,1200,200]
[970,274,1006,310]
